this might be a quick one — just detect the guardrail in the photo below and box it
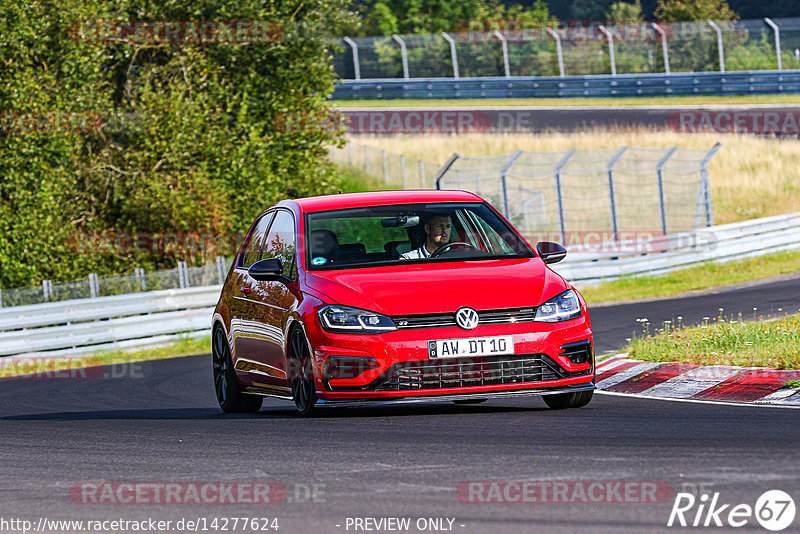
[554,211,800,285]
[332,71,800,100]
[1,212,797,358]
[0,286,220,358]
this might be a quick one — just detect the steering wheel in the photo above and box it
[430,241,478,258]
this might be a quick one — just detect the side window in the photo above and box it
[239,213,274,268]
[261,210,296,278]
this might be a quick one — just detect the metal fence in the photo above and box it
[0,257,230,308]
[329,142,441,189]
[554,211,800,285]
[434,144,721,240]
[334,17,800,80]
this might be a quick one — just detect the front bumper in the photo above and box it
[307,316,594,401]
[315,383,596,408]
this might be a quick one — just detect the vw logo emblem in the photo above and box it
[455,307,479,330]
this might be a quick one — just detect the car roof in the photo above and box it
[291,190,484,213]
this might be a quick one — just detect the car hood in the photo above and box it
[304,258,569,315]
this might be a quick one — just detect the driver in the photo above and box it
[400,214,452,260]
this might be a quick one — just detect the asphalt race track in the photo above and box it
[338,104,800,134]
[1,276,799,533]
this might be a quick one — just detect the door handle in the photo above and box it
[240,287,252,295]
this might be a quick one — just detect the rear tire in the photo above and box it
[543,390,593,410]
[213,327,262,413]
[289,328,317,417]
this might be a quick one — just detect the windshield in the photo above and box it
[305,202,534,270]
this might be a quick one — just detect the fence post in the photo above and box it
[492,30,511,78]
[708,21,725,72]
[342,37,361,80]
[434,153,461,190]
[606,147,628,241]
[553,149,577,244]
[89,273,99,298]
[135,267,147,292]
[42,280,52,302]
[400,155,407,188]
[700,142,722,227]
[419,159,426,188]
[441,32,459,78]
[598,25,617,76]
[216,256,227,285]
[382,151,390,183]
[365,145,370,173]
[651,23,671,74]
[656,147,678,235]
[178,261,188,289]
[391,34,410,79]
[764,18,782,70]
[498,151,523,217]
[545,28,565,77]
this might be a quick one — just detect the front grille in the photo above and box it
[374,354,564,391]
[392,307,537,330]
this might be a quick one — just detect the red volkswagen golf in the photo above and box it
[212,190,594,416]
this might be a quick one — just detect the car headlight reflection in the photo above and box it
[534,289,582,322]
[318,305,397,334]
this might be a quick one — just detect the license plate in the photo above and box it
[428,335,514,358]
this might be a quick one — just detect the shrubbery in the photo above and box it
[0,0,355,288]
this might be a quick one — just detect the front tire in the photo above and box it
[543,390,593,410]
[213,327,262,413]
[289,328,317,417]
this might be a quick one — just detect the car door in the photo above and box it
[235,209,298,390]
[229,212,274,376]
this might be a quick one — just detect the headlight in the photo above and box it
[534,289,582,322]
[318,305,397,334]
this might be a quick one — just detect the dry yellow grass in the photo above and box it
[351,130,800,224]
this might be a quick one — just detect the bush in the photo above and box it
[0,0,355,288]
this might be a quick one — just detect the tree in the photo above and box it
[358,0,552,36]
[606,0,644,21]
[655,0,738,22]
[0,0,357,289]
[569,0,612,20]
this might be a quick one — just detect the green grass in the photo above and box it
[333,94,800,108]
[784,380,800,389]
[0,335,210,378]
[628,313,800,369]
[335,163,393,192]
[579,249,800,305]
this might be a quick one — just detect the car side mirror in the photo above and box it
[536,241,567,264]
[249,258,283,281]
